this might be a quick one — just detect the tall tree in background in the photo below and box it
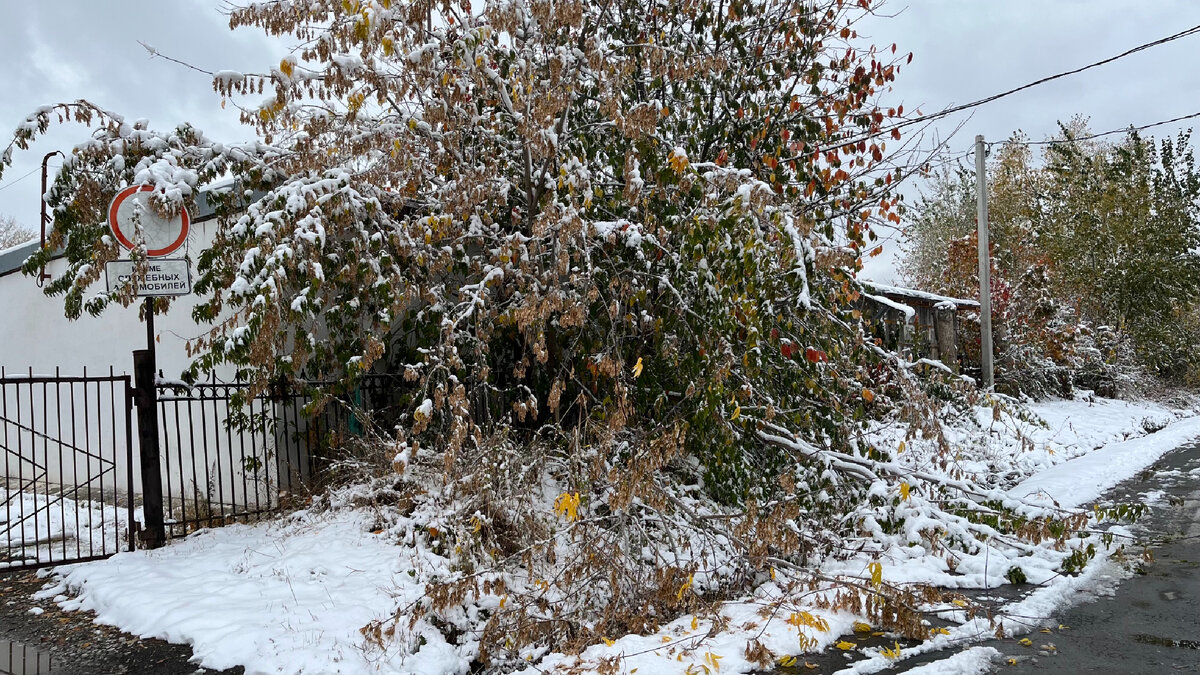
[905,124,1200,392]
[1043,129,1200,379]
[0,214,33,249]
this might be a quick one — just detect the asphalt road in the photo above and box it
[985,440,1200,674]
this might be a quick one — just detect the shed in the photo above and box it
[858,281,979,373]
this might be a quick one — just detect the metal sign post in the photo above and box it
[133,314,166,549]
[106,184,192,549]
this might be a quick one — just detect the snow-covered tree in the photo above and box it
[4,0,1094,664]
[0,213,33,249]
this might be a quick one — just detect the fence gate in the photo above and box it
[0,369,136,572]
[154,375,396,539]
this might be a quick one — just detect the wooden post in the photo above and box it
[934,303,959,374]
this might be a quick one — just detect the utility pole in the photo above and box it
[975,135,994,390]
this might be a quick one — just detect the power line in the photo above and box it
[804,22,1200,158]
[894,22,1200,133]
[1017,110,1200,146]
[0,166,40,193]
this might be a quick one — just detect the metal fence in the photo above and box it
[0,369,135,571]
[155,374,399,538]
[0,367,401,568]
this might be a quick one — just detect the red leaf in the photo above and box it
[805,347,827,363]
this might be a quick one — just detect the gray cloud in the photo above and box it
[0,0,281,228]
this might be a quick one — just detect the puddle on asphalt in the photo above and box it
[0,639,53,675]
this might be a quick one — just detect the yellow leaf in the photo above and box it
[861,388,874,403]
[1040,628,1052,634]
[835,641,856,651]
[868,561,883,589]
[785,612,829,633]
[730,405,741,421]
[900,482,910,501]
[951,599,967,608]
[804,663,817,670]
[677,575,694,600]
[633,356,644,378]
[852,621,871,634]
[1018,637,1032,647]
[778,655,797,667]
[553,492,580,521]
[929,627,950,637]
[880,641,902,659]
[691,616,699,630]
[897,440,906,453]
[602,637,615,647]
[279,58,294,78]
[1007,658,1017,665]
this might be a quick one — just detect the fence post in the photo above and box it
[133,349,166,548]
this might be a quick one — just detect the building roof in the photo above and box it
[860,280,980,312]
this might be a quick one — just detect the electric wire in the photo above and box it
[0,166,40,193]
[883,23,1200,137]
[805,22,1200,158]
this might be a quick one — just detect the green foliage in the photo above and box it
[904,123,1200,394]
[1060,543,1097,576]
[1004,566,1027,585]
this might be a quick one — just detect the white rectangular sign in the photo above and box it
[105,258,192,297]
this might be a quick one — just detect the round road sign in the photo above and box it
[108,185,190,257]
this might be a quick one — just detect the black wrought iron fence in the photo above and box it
[154,374,400,538]
[0,368,135,571]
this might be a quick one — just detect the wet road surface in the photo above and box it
[985,441,1200,673]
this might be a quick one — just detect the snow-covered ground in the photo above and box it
[1,488,139,570]
[23,394,1200,675]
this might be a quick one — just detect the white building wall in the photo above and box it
[0,218,279,511]
[0,218,222,380]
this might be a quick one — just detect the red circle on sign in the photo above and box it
[107,185,191,257]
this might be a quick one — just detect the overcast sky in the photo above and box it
[4,1,1200,282]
